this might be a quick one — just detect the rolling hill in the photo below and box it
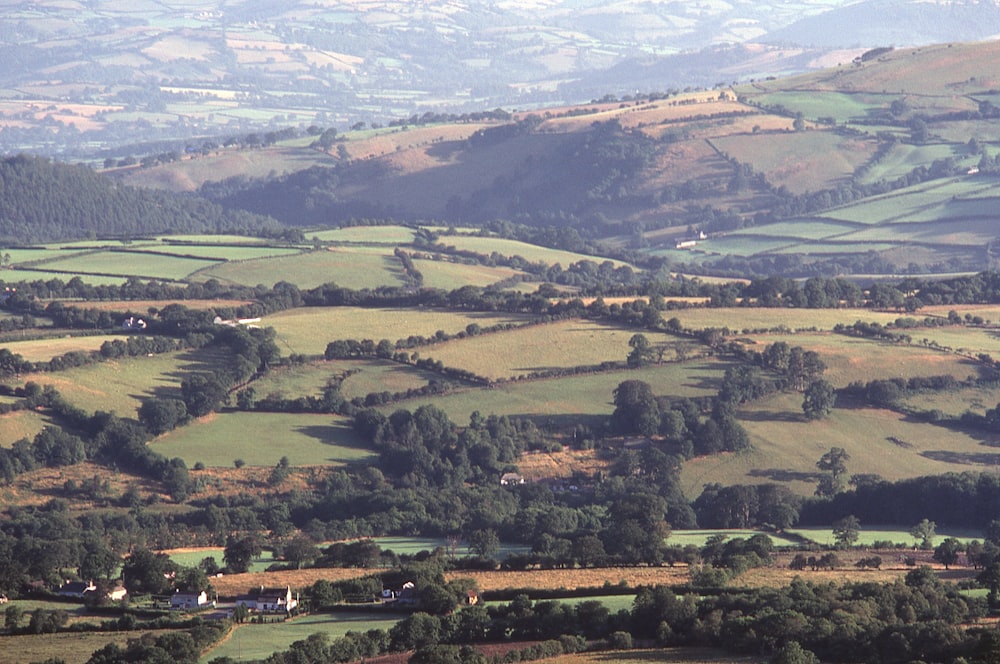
[2,0,997,157]
[112,39,1000,278]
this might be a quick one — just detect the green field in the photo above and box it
[417,319,692,381]
[2,269,131,286]
[0,409,55,446]
[150,412,374,467]
[308,226,417,244]
[37,251,218,281]
[902,384,1000,418]
[429,234,632,269]
[199,612,403,664]
[413,258,527,290]
[382,358,733,424]
[666,529,801,548]
[787,526,983,547]
[248,359,440,401]
[131,245,304,260]
[263,307,531,357]
[696,236,794,256]
[196,247,404,289]
[735,331,980,387]
[17,347,227,415]
[165,548,279,574]
[728,219,861,240]
[746,90,887,124]
[663,307,902,332]
[1,333,124,362]
[4,629,140,664]
[681,391,1000,497]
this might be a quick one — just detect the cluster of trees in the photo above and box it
[278,568,992,664]
[0,155,281,244]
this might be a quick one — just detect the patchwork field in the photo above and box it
[195,247,404,290]
[662,306,902,332]
[263,307,531,357]
[2,630,146,664]
[37,251,219,280]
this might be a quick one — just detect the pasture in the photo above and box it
[414,319,689,381]
[2,269,130,286]
[711,130,874,194]
[0,333,122,362]
[150,412,373,468]
[199,613,403,664]
[308,226,417,244]
[163,547,279,574]
[412,258,527,290]
[787,526,983,547]
[381,358,733,424]
[195,247,404,290]
[733,331,981,387]
[681,391,1000,497]
[248,359,438,401]
[666,529,801,548]
[16,347,228,415]
[130,244,304,261]
[3,630,144,664]
[263,306,530,357]
[38,250,219,280]
[663,307,902,332]
[429,234,632,269]
[0,409,55,447]
[902,384,1000,418]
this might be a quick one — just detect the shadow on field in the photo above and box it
[921,450,1000,466]
[749,468,821,483]
[738,410,804,423]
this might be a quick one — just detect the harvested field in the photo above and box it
[202,566,376,597]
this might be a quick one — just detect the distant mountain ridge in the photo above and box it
[1,0,998,158]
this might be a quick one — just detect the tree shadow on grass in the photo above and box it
[738,410,805,423]
[921,450,1000,466]
[293,424,373,457]
[749,468,822,483]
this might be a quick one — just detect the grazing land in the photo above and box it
[150,412,373,468]
[263,307,531,357]
[200,613,403,664]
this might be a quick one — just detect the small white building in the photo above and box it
[170,590,211,610]
[235,586,298,613]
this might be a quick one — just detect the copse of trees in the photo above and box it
[0,154,281,244]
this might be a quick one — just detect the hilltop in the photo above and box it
[2,0,998,156]
[115,39,1000,278]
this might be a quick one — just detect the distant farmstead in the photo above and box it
[235,585,298,613]
[500,472,525,486]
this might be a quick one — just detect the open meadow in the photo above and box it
[681,391,1000,496]
[15,347,229,416]
[195,247,405,290]
[428,234,633,269]
[262,307,531,357]
[150,412,373,468]
[734,331,982,387]
[1,333,123,362]
[383,358,733,424]
[3,630,148,664]
[416,319,692,381]
[199,612,403,664]
[0,409,55,447]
